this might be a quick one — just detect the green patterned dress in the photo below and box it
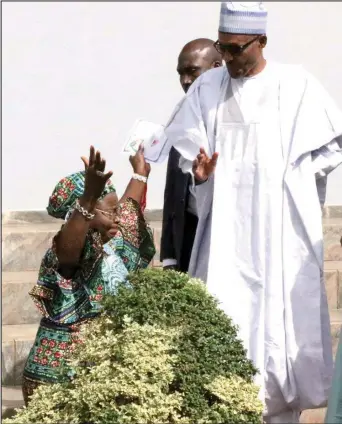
[22,198,155,405]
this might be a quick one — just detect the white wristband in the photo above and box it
[132,173,147,183]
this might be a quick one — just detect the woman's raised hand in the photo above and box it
[129,145,151,177]
[81,146,113,201]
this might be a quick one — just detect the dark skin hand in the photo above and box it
[192,147,219,183]
[120,145,150,204]
[55,145,150,277]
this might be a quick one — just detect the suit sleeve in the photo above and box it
[160,150,177,262]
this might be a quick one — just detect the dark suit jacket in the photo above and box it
[160,147,195,267]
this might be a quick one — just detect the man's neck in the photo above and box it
[246,57,267,78]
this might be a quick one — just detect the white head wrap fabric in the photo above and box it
[219,2,267,35]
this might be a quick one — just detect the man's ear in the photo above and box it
[212,60,222,69]
[259,35,267,48]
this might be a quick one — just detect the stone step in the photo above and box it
[330,309,342,357]
[2,222,62,272]
[3,265,341,326]
[324,218,342,261]
[324,262,342,310]
[2,271,42,325]
[2,214,341,271]
[2,310,341,388]
[300,408,326,424]
[4,212,335,277]
[2,323,39,386]
[2,386,25,419]
[324,262,342,311]
[2,219,163,272]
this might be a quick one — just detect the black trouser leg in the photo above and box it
[179,212,198,273]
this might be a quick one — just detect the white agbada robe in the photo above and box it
[162,62,342,419]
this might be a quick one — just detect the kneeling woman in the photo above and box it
[22,146,155,405]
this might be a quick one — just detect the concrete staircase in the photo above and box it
[2,209,342,421]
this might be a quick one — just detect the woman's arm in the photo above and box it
[55,147,113,269]
[119,146,150,205]
[120,179,147,205]
[110,197,156,271]
[112,147,155,270]
[29,240,101,324]
[54,195,96,271]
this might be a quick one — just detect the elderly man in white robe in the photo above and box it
[153,2,342,423]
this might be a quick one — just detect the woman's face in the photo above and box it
[89,192,120,243]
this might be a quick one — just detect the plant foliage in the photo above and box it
[5,269,262,424]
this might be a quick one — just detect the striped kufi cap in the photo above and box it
[219,2,267,35]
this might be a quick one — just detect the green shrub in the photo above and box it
[5,269,262,424]
[5,319,183,424]
[103,269,259,421]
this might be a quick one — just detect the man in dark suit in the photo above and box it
[160,38,222,271]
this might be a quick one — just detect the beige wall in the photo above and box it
[3,2,342,211]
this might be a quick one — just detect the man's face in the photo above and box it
[217,32,265,79]
[177,50,215,93]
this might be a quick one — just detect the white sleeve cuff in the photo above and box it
[163,259,178,267]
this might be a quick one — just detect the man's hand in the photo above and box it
[192,147,219,183]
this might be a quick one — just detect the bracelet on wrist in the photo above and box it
[132,173,148,183]
[74,199,95,221]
